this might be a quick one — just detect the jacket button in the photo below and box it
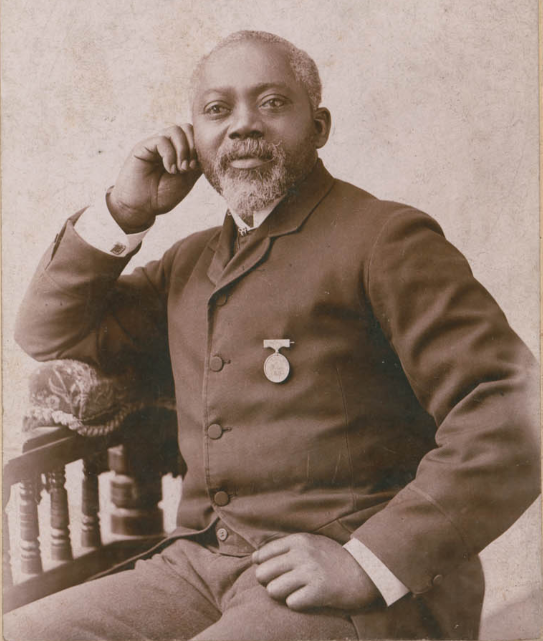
[207,423,223,439]
[214,491,230,506]
[210,356,224,372]
[217,527,229,541]
[215,293,228,306]
[432,574,444,586]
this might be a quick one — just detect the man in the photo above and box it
[7,30,540,640]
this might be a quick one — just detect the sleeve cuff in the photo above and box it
[74,192,151,257]
[343,538,410,606]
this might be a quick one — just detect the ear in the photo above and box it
[313,107,332,149]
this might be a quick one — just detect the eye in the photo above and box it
[261,97,288,109]
[203,103,230,117]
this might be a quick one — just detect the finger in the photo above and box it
[162,126,191,172]
[265,571,306,602]
[154,136,178,174]
[180,123,198,164]
[253,537,294,564]
[285,585,321,612]
[255,554,295,585]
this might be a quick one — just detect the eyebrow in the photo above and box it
[200,82,293,99]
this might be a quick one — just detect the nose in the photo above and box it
[228,105,264,140]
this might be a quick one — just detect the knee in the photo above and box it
[4,604,46,641]
[3,595,90,641]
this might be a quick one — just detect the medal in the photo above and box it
[263,339,294,383]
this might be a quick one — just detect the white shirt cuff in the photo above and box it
[74,193,151,257]
[344,538,410,606]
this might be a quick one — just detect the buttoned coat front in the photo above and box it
[16,160,540,638]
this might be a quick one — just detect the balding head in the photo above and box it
[190,31,322,112]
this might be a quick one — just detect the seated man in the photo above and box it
[6,30,540,641]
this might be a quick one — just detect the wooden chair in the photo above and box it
[3,360,181,613]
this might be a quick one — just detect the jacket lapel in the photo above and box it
[267,159,335,238]
[206,159,335,292]
[206,213,236,286]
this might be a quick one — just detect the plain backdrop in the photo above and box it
[1,1,540,638]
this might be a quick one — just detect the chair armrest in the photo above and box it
[24,359,176,437]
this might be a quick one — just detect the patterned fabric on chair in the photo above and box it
[23,359,176,437]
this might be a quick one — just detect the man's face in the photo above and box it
[191,41,329,216]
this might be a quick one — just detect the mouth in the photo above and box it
[229,157,273,169]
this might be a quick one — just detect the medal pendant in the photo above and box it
[263,339,294,384]
[264,352,290,383]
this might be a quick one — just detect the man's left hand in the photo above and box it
[252,533,382,612]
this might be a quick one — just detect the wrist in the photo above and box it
[106,189,155,233]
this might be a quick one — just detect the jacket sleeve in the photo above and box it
[15,213,174,375]
[352,207,540,595]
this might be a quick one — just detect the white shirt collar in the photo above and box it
[229,196,285,232]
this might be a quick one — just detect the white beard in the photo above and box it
[219,152,289,220]
[199,136,317,224]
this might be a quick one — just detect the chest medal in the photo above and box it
[263,339,294,383]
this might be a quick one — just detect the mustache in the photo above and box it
[217,139,283,170]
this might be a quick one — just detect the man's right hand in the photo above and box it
[107,124,202,232]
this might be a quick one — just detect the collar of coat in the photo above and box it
[206,159,335,288]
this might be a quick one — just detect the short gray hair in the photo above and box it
[190,31,322,110]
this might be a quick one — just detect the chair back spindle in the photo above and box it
[81,457,102,548]
[47,467,73,562]
[19,477,43,575]
[108,442,164,537]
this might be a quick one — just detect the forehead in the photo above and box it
[194,41,301,100]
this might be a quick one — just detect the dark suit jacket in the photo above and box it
[16,160,540,638]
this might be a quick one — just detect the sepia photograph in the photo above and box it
[2,1,541,639]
